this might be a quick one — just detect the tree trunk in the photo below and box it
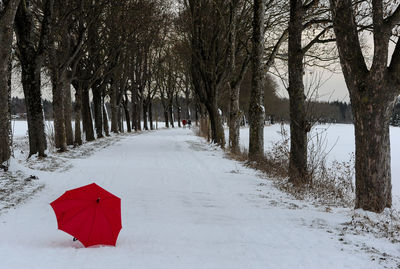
[164,108,169,128]
[195,103,199,126]
[0,57,11,163]
[73,82,82,145]
[7,60,12,151]
[185,90,190,119]
[168,102,174,128]
[102,99,109,136]
[229,84,241,153]
[143,101,148,130]
[118,106,124,133]
[0,2,18,163]
[123,96,131,132]
[15,0,53,157]
[352,92,394,212]
[137,97,142,131]
[81,87,95,141]
[51,71,67,151]
[248,0,265,159]
[288,90,308,184]
[227,1,245,154]
[161,94,169,128]
[206,99,225,146]
[131,92,138,131]
[288,0,308,184]
[92,83,103,138]
[22,62,47,157]
[329,0,400,212]
[176,95,182,128]
[149,100,154,130]
[63,77,74,145]
[149,101,154,130]
[110,82,119,133]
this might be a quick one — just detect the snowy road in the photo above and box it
[0,129,398,268]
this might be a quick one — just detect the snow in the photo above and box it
[225,124,400,204]
[0,126,399,268]
[11,120,29,138]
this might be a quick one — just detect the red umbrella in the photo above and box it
[50,183,122,247]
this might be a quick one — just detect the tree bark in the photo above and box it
[0,0,19,163]
[131,90,138,131]
[229,84,241,153]
[353,99,393,211]
[288,0,308,184]
[118,106,124,133]
[92,82,103,138]
[22,64,48,157]
[248,0,265,159]
[0,53,11,164]
[51,71,67,151]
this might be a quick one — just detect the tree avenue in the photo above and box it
[1,0,399,213]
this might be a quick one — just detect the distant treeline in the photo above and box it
[11,93,399,127]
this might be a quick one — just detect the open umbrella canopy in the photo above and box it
[50,183,122,247]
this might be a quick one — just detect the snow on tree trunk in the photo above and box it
[81,87,95,141]
[73,83,82,145]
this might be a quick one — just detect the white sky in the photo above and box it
[275,71,350,103]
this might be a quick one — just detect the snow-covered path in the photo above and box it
[0,129,397,268]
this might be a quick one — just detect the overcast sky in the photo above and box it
[275,71,350,103]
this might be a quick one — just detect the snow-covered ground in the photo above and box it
[0,126,399,268]
[224,124,400,204]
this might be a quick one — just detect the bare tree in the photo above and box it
[248,0,265,158]
[330,0,400,212]
[227,0,252,153]
[48,0,86,150]
[287,0,334,184]
[0,0,20,164]
[185,0,232,146]
[15,0,54,157]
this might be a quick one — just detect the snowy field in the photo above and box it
[0,122,399,268]
[225,124,400,205]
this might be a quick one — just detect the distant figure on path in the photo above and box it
[187,120,192,129]
[182,119,187,128]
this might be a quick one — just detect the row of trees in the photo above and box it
[1,0,400,213]
[181,0,400,213]
[1,0,196,161]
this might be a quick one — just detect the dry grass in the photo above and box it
[225,124,355,208]
[45,121,55,152]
